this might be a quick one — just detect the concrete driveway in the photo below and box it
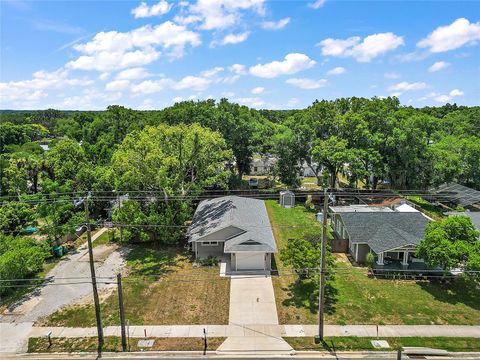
[228,275,279,325]
[218,274,293,354]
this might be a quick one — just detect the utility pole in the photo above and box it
[316,188,329,342]
[85,193,104,351]
[117,273,127,352]
[117,192,123,242]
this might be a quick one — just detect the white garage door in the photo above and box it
[236,252,265,270]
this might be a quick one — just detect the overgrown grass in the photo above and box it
[286,337,480,352]
[28,336,226,352]
[38,244,230,326]
[265,200,480,325]
[405,196,445,220]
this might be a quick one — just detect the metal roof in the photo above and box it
[188,196,277,253]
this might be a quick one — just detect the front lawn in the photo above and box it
[286,337,480,352]
[28,336,226,352]
[265,200,480,325]
[38,244,230,326]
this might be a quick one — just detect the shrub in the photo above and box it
[365,251,375,269]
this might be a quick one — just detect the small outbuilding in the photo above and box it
[279,190,295,208]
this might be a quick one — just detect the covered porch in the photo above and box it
[374,244,420,267]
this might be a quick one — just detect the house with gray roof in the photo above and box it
[188,196,277,271]
[330,205,430,267]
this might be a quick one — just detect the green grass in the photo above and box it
[286,337,480,352]
[265,200,480,325]
[405,196,445,220]
[28,336,226,352]
[37,244,230,327]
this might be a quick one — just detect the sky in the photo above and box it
[1,0,479,110]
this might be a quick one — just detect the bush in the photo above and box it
[365,251,375,269]
[198,256,219,267]
[0,235,50,295]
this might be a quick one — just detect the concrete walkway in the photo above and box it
[25,324,480,339]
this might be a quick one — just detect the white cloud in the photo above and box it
[233,97,266,108]
[384,72,400,79]
[116,67,151,80]
[131,1,171,18]
[428,61,450,73]
[228,64,247,75]
[308,0,326,9]
[261,17,290,30]
[131,79,172,94]
[200,67,224,78]
[286,78,328,89]
[99,72,110,81]
[327,66,346,75]
[449,88,464,97]
[212,32,250,47]
[0,69,93,105]
[251,86,265,94]
[178,0,266,30]
[417,18,480,53]
[388,81,427,93]
[419,90,463,103]
[287,97,300,107]
[67,21,201,71]
[105,79,130,91]
[318,32,404,62]
[250,53,316,78]
[60,89,122,110]
[174,75,211,91]
[138,98,156,110]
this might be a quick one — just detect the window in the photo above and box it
[202,241,219,246]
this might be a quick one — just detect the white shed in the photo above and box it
[279,190,295,208]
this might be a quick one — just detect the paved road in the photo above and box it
[0,228,127,354]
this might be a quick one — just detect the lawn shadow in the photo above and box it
[417,277,480,311]
[281,277,338,315]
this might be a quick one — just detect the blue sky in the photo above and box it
[1,0,479,110]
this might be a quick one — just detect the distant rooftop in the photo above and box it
[430,183,480,207]
[330,205,394,213]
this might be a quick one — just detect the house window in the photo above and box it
[202,241,219,246]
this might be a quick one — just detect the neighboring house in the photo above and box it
[330,205,429,267]
[429,183,480,209]
[299,161,320,177]
[188,196,277,271]
[444,211,480,235]
[250,156,277,175]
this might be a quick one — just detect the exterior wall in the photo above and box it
[331,214,349,253]
[196,242,224,258]
[356,243,371,263]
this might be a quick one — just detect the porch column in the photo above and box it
[376,252,384,265]
[401,251,409,266]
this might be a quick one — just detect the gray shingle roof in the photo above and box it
[431,183,480,207]
[188,196,277,253]
[338,212,429,254]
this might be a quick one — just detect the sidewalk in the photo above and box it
[27,324,480,339]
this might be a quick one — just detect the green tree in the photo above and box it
[416,216,480,271]
[0,201,34,234]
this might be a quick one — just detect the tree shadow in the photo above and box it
[417,278,480,311]
[281,277,338,315]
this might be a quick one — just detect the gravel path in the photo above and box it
[1,228,127,324]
